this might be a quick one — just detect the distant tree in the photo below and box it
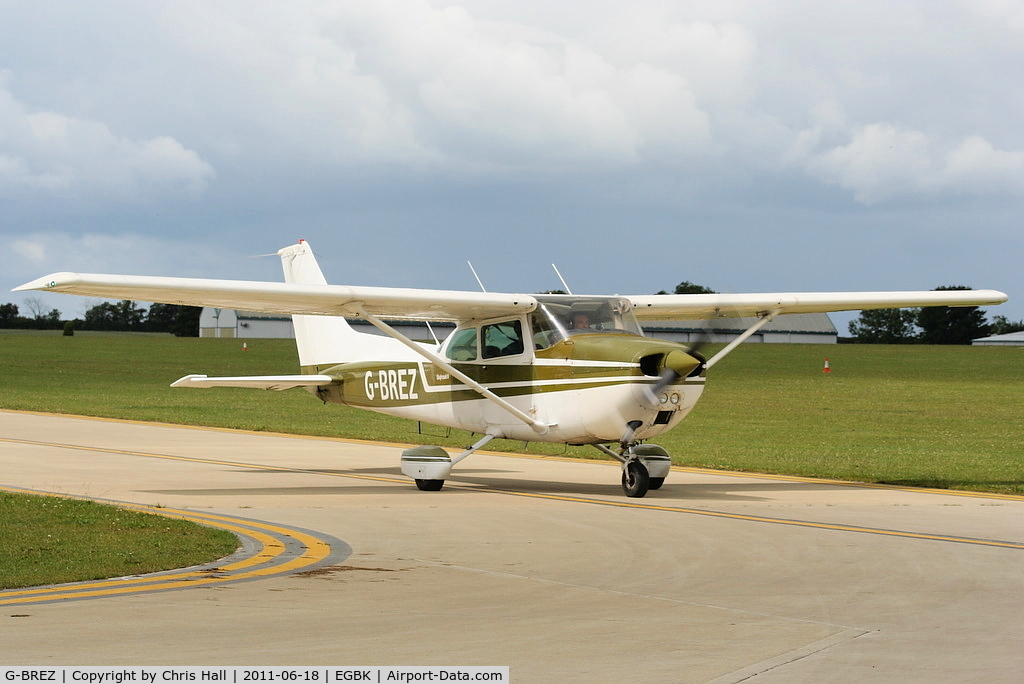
[0,303,18,325]
[0,302,35,329]
[675,281,716,295]
[39,309,62,329]
[83,300,146,331]
[22,297,47,319]
[170,306,202,337]
[989,315,1024,335]
[656,281,717,295]
[15,298,63,329]
[117,300,146,330]
[138,303,200,336]
[848,308,919,344]
[916,286,990,345]
[145,303,181,332]
[83,302,118,330]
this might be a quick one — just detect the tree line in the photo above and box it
[0,299,201,337]
[846,285,1021,344]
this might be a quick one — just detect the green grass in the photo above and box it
[2,333,1022,494]
[0,492,239,589]
[673,344,1023,493]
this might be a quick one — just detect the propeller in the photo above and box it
[640,339,708,410]
[625,292,732,448]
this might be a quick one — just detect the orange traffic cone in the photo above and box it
[242,342,248,351]
[822,358,831,373]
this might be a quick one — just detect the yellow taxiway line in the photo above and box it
[0,484,339,606]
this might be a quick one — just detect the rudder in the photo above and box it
[278,240,380,367]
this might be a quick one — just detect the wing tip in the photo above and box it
[12,272,79,292]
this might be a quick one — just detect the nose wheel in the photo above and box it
[621,459,650,497]
[594,442,673,498]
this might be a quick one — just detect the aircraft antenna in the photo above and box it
[551,264,573,295]
[467,261,487,292]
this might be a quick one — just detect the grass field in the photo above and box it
[2,331,1022,494]
[0,491,239,589]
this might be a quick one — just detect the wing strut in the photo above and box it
[704,310,781,371]
[351,304,549,435]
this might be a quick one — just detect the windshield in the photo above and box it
[530,295,644,348]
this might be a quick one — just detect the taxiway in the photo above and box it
[1,411,1021,682]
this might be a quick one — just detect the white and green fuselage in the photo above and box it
[303,318,705,446]
[278,242,706,447]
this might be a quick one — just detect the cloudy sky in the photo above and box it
[2,0,1021,328]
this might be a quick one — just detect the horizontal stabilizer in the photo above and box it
[171,374,335,391]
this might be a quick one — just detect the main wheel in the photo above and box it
[415,479,444,491]
[621,460,650,498]
[648,477,665,490]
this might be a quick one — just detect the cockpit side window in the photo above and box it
[481,320,524,359]
[445,328,478,361]
[531,304,564,349]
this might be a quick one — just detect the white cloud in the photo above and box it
[2,1,1024,207]
[944,136,1024,194]
[791,111,1024,204]
[153,0,716,171]
[0,74,215,201]
[12,239,46,264]
[3,231,268,287]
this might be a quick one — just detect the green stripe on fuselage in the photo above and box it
[304,334,698,409]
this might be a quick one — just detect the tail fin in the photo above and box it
[278,240,382,368]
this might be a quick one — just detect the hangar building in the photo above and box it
[199,308,455,341]
[200,308,837,344]
[972,331,1024,346]
[641,313,837,344]
[199,309,293,338]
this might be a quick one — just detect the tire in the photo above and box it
[415,479,444,491]
[648,477,665,490]
[621,460,650,498]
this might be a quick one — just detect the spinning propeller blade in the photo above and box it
[641,345,706,410]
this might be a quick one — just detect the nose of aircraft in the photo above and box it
[637,347,704,411]
[661,349,703,379]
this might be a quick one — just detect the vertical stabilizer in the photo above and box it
[278,240,385,367]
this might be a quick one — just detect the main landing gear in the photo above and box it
[401,445,456,491]
[400,434,498,492]
[400,433,671,499]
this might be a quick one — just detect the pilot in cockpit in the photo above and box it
[570,311,593,330]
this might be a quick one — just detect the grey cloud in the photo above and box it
[0,74,215,201]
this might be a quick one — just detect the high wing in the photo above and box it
[629,290,1009,320]
[15,257,1007,323]
[14,272,537,322]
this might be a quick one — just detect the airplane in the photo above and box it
[15,240,1008,497]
